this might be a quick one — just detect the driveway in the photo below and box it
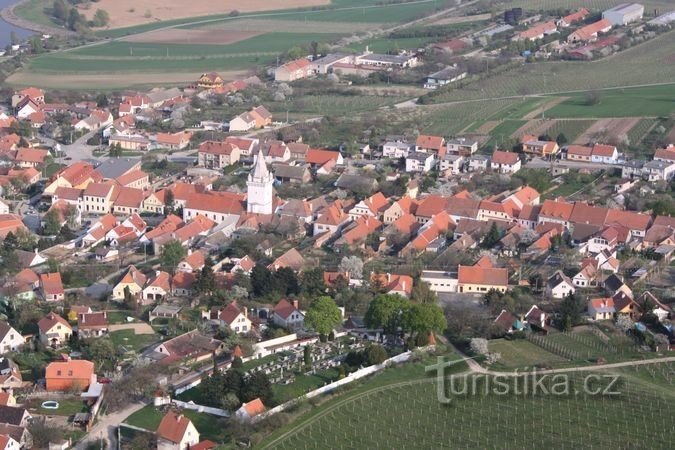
[76,401,148,450]
[109,323,155,334]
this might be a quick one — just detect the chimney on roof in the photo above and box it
[243,307,248,319]
[292,299,299,310]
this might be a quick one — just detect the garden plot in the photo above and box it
[574,118,640,145]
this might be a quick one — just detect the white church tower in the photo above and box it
[247,151,274,215]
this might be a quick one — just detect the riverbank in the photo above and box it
[1,0,75,36]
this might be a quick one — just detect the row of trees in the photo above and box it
[200,361,275,410]
[364,294,446,342]
[52,0,109,33]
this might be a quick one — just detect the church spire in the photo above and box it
[250,149,271,182]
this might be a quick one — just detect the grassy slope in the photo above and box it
[545,85,675,118]
[428,30,675,103]
[262,362,675,449]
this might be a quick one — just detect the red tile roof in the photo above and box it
[38,312,71,333]
[458,265,508,286]
[15,148,48,164]
[40,272,64,295]
[416,134,445,152]
[306,149,341,165]
[199,141,238,155]
[157,410,193,444]
[540,199,574,221]
[185,191,245,215]
[491,150,519,165]
[241,398,266,417]
[274,299,300,320]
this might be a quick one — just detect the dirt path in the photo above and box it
[75,401,148,450]
[427,12,492,26]
[109,323,155,334]
[522,97,568,120]
[511,119,556,138]
[474,120,500,134]
[574,117,640,144]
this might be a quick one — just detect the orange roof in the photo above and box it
[570,202,608,227]
[185,191,245,215]
[416,134,445,151]
[519,21,557,40]
[0,214,27,239]
[114,187,144,208]
[157,410,193,444]
[18,87,44,99]
[316,201,348,226]
[56,161,100,186]
[415,195,449,218]
[590,297,615,309]
[199,141,238,155]
[458,265,508,286]
[591,144,616,157]
[183,250,206,270]
[40,272,64,295]
[364,192,389,214]
[174,215,216,242]
[172,271,195,289]
[38,312,71,333]
[563,8,589,24]
[84,182,116,198]
[306,149,341,165]
[492,150,519,165]
[16,268,39,285]
[573,19,612,41]
[605,210,650,231]
[341,216,382,245]
[274,299,300,320]
[115,170,148,187]
[392,213,420,234]
[242,398,266,417]
[654,147,675,162]
[15,148,47,164]
[280,58,311,72]
[224,137,257,152]
[147,271,171,291]
[371,272,413,296]
[395,196,418,215]
[119,265,147,287]
[235,255,255,272]
[567,145,592,157]
[475,255,494,268]
[45,359,94,380]
[156,131,192,146]
[540,199,574,221]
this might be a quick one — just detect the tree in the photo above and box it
[3,232,17,251]
[559,292,584,331]
[83,338,117,369]
[285,46,304,60]
[47,257,59,273]
[410,280,437,304]
[482,222,501,248]
[52,0,68,22]
[160,239,186,274]
[584,89,602,106]
[251,264,273,297]
[274,267,300,296]
[96,93,109,108]
[303,345,312,368]
[300,268,326,297]
[364,344,388,365]
[556,133,568,145]
[402,303,446,336]
[92,9,110,27]
[195,261,216,294]
[470,338,489,355]
[164,189,175,214]
[28,418,63,449]
[305,296,342,337]
[364,294,409,334]
[615,314,634,333]
[42,209,62,235]
[241,371,274,406]
[338,256,363,279]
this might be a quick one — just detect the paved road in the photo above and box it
[76,401,148,450]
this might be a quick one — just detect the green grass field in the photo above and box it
[545,85,675,118]
[483,119,527,149]
[427,30,675,103]
[33,397,88,416]
[545,119,596,143]
[419,99,523,136]
[110,329,159,352]
[125,404,228,441]
[489,339,566,369]
[262,362,675,449]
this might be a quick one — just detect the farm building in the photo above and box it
[602,3,644,26]
[423,66,467,89]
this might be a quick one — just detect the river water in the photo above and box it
[0,0,34,48]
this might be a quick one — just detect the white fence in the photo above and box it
[256,351,413,422]
[172,399,229,417]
